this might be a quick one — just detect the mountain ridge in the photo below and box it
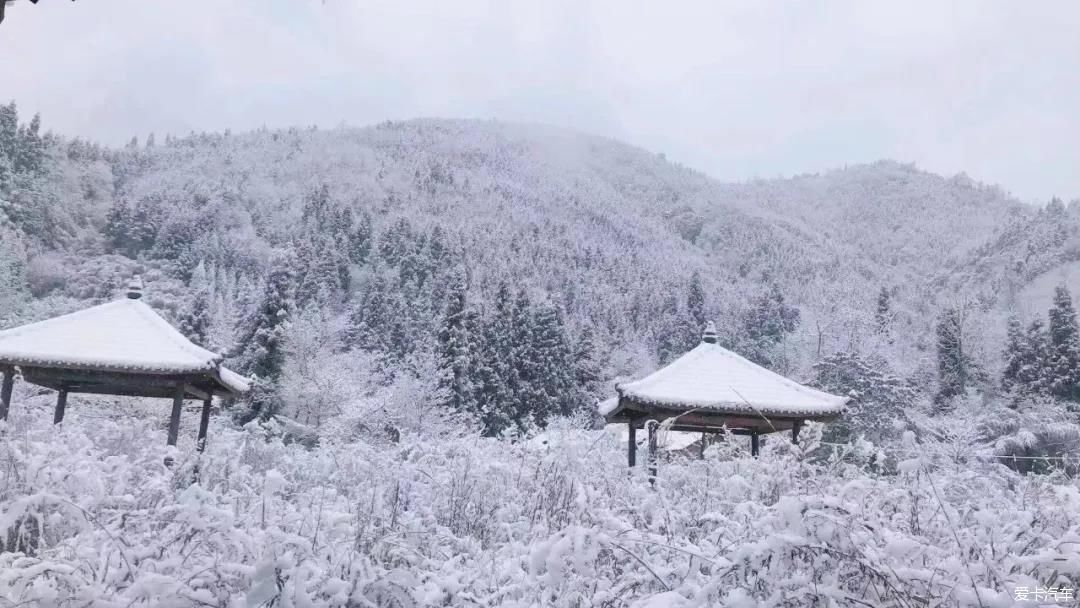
[0,113,1063,386]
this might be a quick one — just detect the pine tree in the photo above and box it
[179,290,211,346]
[812,351,916,444]
[1047,285,1080,401]
[103,200,131,253]
[875,286,892,337]
[742,284,800,368]
[347,274,392,352]
[436,271,477,421]
[1001,315,1025,393]
[473,282,518,431]
[348,211,373,264]
[656,309,700,364]
[1022,318,1050,395]
[687,271,706,328]
[238,252,296,382]
[294,234,344,307]
[527,301,577,426]
[507,288,535,426]
[233,253,297,423]
[573,324,602,400]
[935,307,977,405]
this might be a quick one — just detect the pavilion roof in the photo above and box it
[601,326,847,421]
[0,297,249,394]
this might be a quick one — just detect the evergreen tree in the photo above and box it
[1001,315,1025,393]
[526,301,577,426]
[179,290,212,347]
[237,252,296,383]
[0,102,17,165]
[436,271,477,421]
[742,284,800,368]
[812,351,916,444]
[655,309,700,364]
[875,286,892,337]
[1047,285,1080,401]
[687,271,706,328]
[103,200,131,253]
[347,274,392,352]
[1001,314,1052,402]
[1022,318,1051,395]
[473,282,519,431]
[573,325,602,400]
[348,211,373,264]
[294,234,345,307]
[935,307,977,405]
[233,253,297,423]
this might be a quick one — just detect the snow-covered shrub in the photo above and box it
[1,396,1079,607]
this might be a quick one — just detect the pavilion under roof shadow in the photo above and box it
[0,278,249,452]
[600,322,847,474]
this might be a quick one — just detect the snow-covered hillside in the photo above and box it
[4,109,1080,607]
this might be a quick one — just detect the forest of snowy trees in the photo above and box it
[3,105,1080,606]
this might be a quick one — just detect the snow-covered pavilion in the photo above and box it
[0,279,249,452]
[601,322,846,468]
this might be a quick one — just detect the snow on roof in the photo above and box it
[607,340,847,419]
[216,366,252,393]
[598,396,619,417]
[0,298,246,388]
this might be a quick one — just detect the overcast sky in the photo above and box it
[3,0,1079,202]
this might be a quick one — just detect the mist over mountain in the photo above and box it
[0,111,1064,387]
[7,106,1080,607]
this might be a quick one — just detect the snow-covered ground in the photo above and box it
[2,396,1078,607]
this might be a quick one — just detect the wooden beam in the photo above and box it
[0,366,13,421]
[167,383,184,447]
[668,425,758,436]
[185,384,211,402]
[647,420,658,484]
[54,389,68,424]
[627,422,637,467]
[19,367,215,400]
[792,420,803,445]
[751,431,760,457]
[610,399,838,427]
[197,394,212,453]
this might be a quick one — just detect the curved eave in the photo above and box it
[214,366,251,395]
[0,355,222,376]
[604,392,847,424]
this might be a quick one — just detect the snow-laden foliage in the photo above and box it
[2,399,1078,607]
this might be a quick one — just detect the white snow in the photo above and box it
[607,341,848,418]
[0,298,249,391]
[217,366,252,393]
[605,425,703,452]
[598,396,619,416]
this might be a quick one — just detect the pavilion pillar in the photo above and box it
[0,366,13,421]
[197,394,212,453]
[53,388,68,424]
[750,431,760,458]
[627,421,637,467]
[792,420,803,445]
[699,432,707,459]
[167,383,185,447]
[647,419,659,484]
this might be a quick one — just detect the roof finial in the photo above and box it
[702,320,717,344]
[126,275,144,300]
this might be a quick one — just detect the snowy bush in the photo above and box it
[1,398,1078,607]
